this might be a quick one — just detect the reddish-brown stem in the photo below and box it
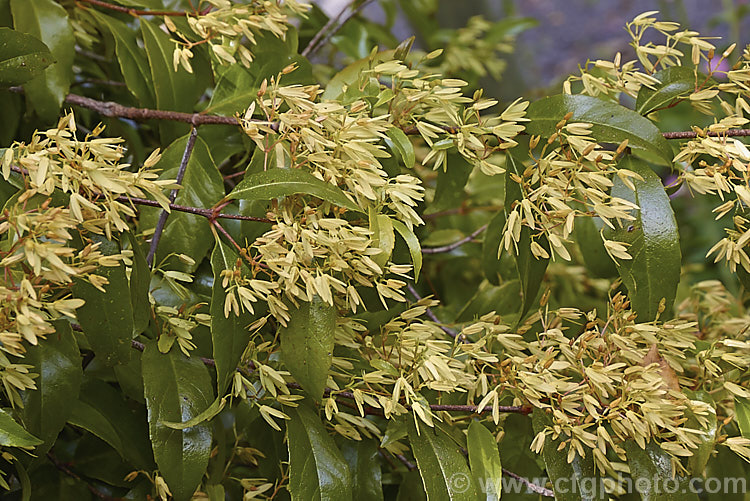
[77,0,208,17]
[147,126,199,266]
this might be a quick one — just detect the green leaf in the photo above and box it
[635,67,713,116]
[506,153,549,320]
[467,421,502,501]
[227,168,362,213]
[14,460,30,501]
[280,296,336,401]
[685,390,716,475]
[10,0,74,122]
[369,208,395,270]
[73,236,133,366]
[532,409,605,501]
[573,206,617,278]
[21,321,82,461]
[141,133,224,271]
[341,439,384,501]
[0,408,41,448]
[141,19,203,142]
[142,341,213,501]
[392,218,422,281]
[210,239,253,394]
[386,127,415,168]
[127,233,151,336]
[68,378,153,469]
[287,402,352,500]
[0,27,53,86]
[407,419,479,500]
[735,396,750,439]
[624,440,698,501]
[455,280,521,323]
[604,156,681,321]
[89,11,154,107]
[482,210,506,285]
[426,153,473,214]
[321,49,396,101]
[526,94,673,165]
[162,396,226,430]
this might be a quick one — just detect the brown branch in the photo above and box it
[503,468,555,497]
[406,283,462,341]
[128,335,529,416]
[115,195,274,223]
[46,452,117,500]
[63,93,242,127]
[302,0,378,58]
[421,224,488,254]
[77,0,208,17]
[661,128,750,139]
[147,126,199,266]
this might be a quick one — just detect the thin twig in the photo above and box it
[77,0,208,17]
[128,336,529,415]
[407,284,462,340]
[303,0,377,58]
[115,195,274,223]
[661,128,750,139]
[301,0,352,57]
[47,452,116,500]
[503,468,555,497]
[8,164,274,224]
[147,126,199,266]
[64,93,242,127]
[421,224,488,254]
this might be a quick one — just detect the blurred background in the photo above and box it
[310,0,750,99]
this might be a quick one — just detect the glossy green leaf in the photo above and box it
[142,342,213,501]
[0,27,53,86]
[14,460,30,501]
[73,236,133,366]
[604,156,681,320]
[89,11,154,106]
[624,440,698,501]
[321,49,396,101]
[526,94,673,165]
[228,168,362,213]
[210,239,253,394]
[467,420,502,501]
[685,390,716,475]
[369,208,395,270]
[636,67,713,116]
[386,127,415,168]
[141,19,202,142]
[397,470,428,501]
[392,218,422,280]
[342,438,384,501]
[162,396,226,430]
[735,396,750,439]
[205,36,312,116]
[68,378,153,470]
[287,402,352,500]
[506,153,549,320]
[426,154,473,214]
[532,409,605,501]
[280,296,336,401]
[0,408,41,448]
[574,207,617,278]
[408,419,479,500]
[141,133,224,272]
[10,0,74,122]
[21,321,82,461]
[127,232,151,336]
[455,280,521,322]
[482,210,506,285]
